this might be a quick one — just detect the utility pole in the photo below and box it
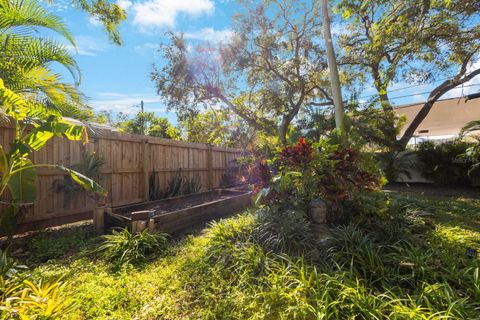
[140,100,146,135]
[322,0,344,132]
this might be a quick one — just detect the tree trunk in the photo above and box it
[278,119,289,145]
[322,0,344,132]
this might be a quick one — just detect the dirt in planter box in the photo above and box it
[116,192,232,218]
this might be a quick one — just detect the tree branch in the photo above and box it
[398,66,480,148]
[214,91,277,136]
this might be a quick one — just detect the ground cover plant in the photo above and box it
[0,191,478,319]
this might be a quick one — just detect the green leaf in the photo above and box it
[22,118,87,151]
[7,159,38,204]
[23,129,54,151]
[272,171,301,191]
[254,187,270,206]
[0,145,7,173]
[56,165,106,197]
[0,204,19,237]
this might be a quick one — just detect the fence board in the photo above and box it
[0,125,243,233]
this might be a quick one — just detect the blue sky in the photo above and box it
[52,0,480,125]
[52,0,237,124]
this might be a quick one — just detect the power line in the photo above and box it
[356,77,475,101]
[356,83,480,107]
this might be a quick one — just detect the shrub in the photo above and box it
[278,137,314,167]
[257,137,384,223]
[220,155,257,188]
[1,279,75,319]
[345,192,432,240]
[96,228,168,265]
[375,151,416,183]
[246,159,272,193]
[326,224,390,285]
[53,151,106,196]
[149,168,202,200]
[206,208,317,272]
[416,140,479,186]
[206,213,268,279]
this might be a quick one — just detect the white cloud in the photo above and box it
[91,92,166,114]
[134,42,158,54]
[88,16,102,27]
[66,36,111,56]
[43,0,70,12]
[129,0,214,30]
[117,0,133,10]
[184,27,233,43]
[440,60,480,99]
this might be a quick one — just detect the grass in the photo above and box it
[4,191,480,319]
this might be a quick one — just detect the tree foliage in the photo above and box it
[74,0,126,45]
[119,111,180,140]
[338,0,480,150]
[152,0,334,144]
[180,109,256,149]
[0,0,109,236]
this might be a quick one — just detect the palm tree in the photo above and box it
[0,0,108,236]
[0,0,86,118]
[460,120,480,136]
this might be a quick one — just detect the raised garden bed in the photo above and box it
[99,189,252,234]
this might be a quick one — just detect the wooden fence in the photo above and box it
[0,123,243,233]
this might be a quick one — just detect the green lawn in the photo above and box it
[8,192,480,319]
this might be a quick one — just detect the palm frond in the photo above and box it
[0,0,88,121]
[0,0,75,46]
[0,34,80,84]
[460,120,480,136]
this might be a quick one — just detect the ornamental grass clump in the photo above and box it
[251,208,316,256]
[96,228,168,266]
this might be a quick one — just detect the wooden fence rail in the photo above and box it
[0,124,243,233]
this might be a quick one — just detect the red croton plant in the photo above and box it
[247,160,271,193]
[279,137,314,167]
[253,137,382,223]
[319,147,381,215]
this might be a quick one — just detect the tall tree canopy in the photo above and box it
[180,109,256,149]
[152,0,334,144]
[338,0,480,150]
[119,111,181,140]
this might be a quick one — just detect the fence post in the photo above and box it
[143,139,150,201]
[93,206,105,234]
[207,145,213,190]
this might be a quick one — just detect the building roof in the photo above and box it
[394,97,480,138]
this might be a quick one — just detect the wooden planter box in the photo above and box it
[100,189,252,234]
